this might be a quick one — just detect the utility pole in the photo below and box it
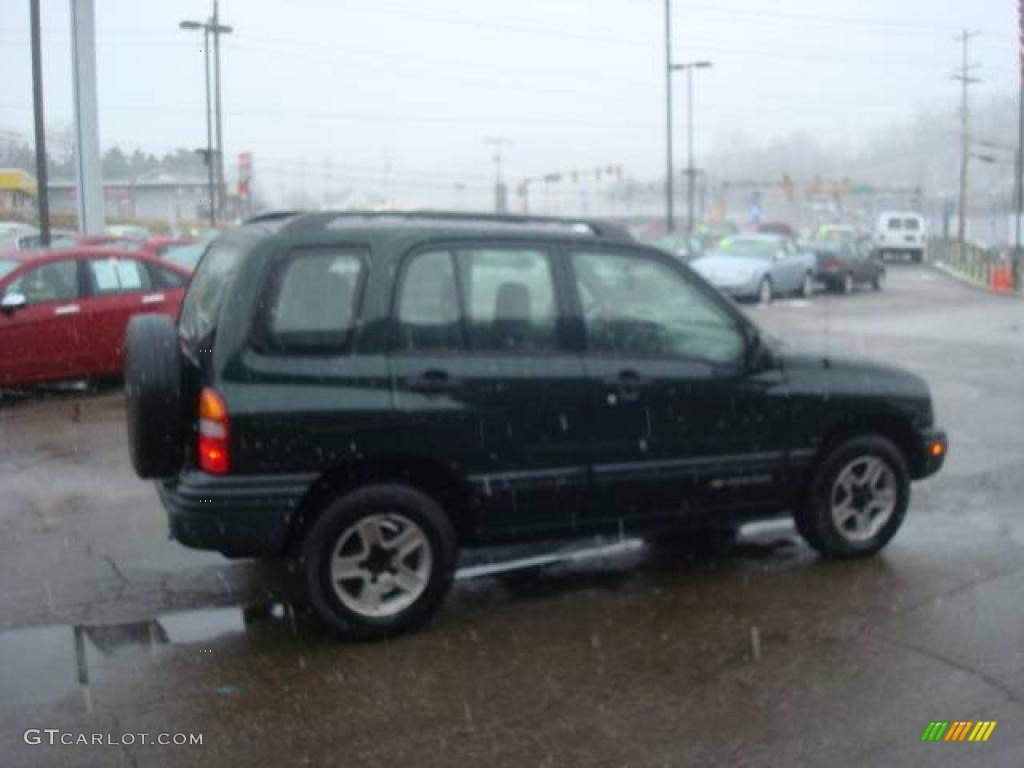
[212,0,227,220]
[180,9,230,224]
[664,0,674,233]
[1015,0,1024,290]
[483,137,512,213]
[953,29,981,257]
[29,0,50,245]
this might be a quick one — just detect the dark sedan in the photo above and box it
[806,239,885,294]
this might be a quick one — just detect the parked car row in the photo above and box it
[0,242,199,388]
[688,231,885,303]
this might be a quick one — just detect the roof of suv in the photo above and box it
[241,210,636,243]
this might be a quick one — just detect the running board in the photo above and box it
[455,537,645,581]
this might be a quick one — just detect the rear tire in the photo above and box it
[794,435,910,558]
[799,271,814,298]
[124,314,184,479]
[301,484,457,640]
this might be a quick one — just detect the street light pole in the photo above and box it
[664,0,674,233]
[180,12,231,225]
[212,0,226,221]
[29,0,50,246]
[671,61,712,236]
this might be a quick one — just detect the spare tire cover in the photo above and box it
[124,314,184,479]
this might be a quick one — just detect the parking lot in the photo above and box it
[2,263,1023,767]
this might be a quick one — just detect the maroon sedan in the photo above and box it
[0,247,190,387]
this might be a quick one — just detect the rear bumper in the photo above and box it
[157,471,317,557]
[913,427,947,479]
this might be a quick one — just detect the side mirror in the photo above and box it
[745,329,776,372]
[1,292,27,314]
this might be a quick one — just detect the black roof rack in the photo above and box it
[242,210,303,225]
[258,210,635,242]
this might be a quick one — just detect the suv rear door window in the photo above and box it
[264,249,364,353]
[456,248,558,352]
[397,250,463,351]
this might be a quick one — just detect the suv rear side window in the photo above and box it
[179,240,243,341]
[263,249,364,353]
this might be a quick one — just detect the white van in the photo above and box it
[876,212,926,262]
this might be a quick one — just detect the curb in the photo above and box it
[930,262,1024,301]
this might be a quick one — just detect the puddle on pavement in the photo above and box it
[0,601,310,715]
[0,523,801,715]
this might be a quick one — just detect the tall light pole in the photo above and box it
[179,11,231,224]
[179,20,215,225]
[672,60,712,235]
[29,0,50,245]
[664,0,674,233]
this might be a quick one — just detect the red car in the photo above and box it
[0,247,190,387]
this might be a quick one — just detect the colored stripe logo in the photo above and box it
[921,721,996,742]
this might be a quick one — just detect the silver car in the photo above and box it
[691,234,816,303]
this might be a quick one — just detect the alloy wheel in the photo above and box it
[330,513,433,618]
[829,456,897,542]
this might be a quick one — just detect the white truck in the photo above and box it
[875,211,926,263]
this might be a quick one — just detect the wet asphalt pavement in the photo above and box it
[1,264,1023,767]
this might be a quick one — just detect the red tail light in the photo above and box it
[198,388,229,474]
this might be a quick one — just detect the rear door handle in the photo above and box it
[605,369,653,402]
[54,304,80,316]
[406,369,463,394]
[141,293,166,305]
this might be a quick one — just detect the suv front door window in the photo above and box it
[570,248,789,523]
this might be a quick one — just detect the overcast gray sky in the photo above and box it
[0,0,1017,206]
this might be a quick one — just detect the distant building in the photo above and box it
[48,173,211,223]
[0,168,38,212]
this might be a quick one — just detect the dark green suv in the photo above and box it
[124,212,947,639]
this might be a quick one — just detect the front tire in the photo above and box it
[795,435,910,558]
[301,484,457,640]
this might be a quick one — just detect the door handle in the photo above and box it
[605,369,652,402]
[406,369,463,394]
[141,293,166,304]
[54,304,80,316]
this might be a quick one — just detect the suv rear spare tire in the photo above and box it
[124,314,184,479]
[300,484,457,640]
